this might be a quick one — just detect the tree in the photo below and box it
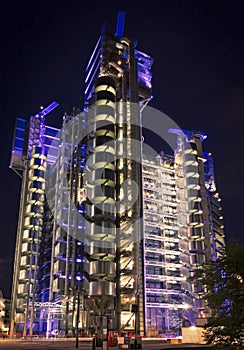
[196,240,244,348]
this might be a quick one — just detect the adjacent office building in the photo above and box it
[0,290,11,335]
[10,13,224,339]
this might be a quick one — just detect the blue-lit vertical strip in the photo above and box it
[115,11,125,38]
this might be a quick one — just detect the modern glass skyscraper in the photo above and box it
[10,12,224,340]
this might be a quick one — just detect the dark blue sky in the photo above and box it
[1,0,244,298]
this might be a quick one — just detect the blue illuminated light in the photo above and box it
[115,11,126,38]
[85,49,101,83]
[40,101,59,117]
[86,36,101,73]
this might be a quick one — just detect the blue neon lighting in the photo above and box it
[115,11,126,38]
[40,101,59,117]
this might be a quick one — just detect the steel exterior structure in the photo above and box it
[10,13,225,339]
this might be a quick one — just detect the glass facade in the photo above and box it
[143,155,194,338]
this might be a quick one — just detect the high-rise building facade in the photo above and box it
[0,290,10,335]
[10,13,224,340]
[143,154,194,338]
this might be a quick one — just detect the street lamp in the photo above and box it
[131,300,139,350]
[75,286,81,349]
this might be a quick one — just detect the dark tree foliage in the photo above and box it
[196,240,244,348]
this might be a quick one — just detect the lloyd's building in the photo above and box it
[10,12,225,341]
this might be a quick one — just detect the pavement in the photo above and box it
[0,339,90,350]
[0,339,214,350]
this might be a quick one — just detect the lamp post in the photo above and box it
[131,298,138,350]
[75,286,81,349]
[134,305,138,350]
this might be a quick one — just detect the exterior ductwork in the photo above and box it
[85,76,117,298]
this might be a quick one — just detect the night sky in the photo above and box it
[1,0,244,298]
